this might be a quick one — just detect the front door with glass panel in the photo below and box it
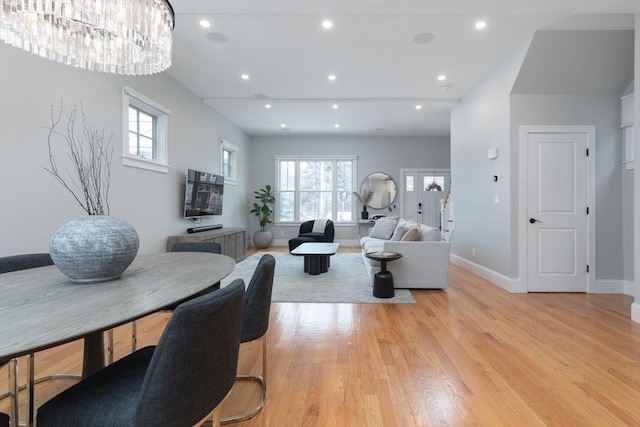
[402,170,450,227]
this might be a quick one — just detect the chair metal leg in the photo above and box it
[107,321,137,366]
[220,336,267,424]
[0,354,81,427]
[7,359,18,427]
[131,321,137,352]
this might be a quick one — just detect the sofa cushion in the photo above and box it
[369,217,398,240]
[400,226,421,241]
[419,224,441,241]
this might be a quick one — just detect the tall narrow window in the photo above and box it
[275,156,356,222]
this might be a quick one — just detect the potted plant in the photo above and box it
[250,184,276,248]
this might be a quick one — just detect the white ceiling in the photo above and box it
[166,0,637,137]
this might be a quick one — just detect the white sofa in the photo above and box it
[359,218,451,289]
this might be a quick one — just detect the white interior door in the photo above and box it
[527,132,589,292]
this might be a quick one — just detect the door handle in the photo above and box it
[529,218,541,224]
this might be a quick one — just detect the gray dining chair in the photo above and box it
[37,279,246,427]
[222,254,275,424]
[107,241,224,363]
[0,253,80,425]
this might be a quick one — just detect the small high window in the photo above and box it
[122,87,171,173]
[220,139,238,185]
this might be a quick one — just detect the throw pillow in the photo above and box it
[401,225,421,241]
[390,218,409,241]
[369,217,398,240]
[312,218,328,233]
[420,224,441,241]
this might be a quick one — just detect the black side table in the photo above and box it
[365,251,403,298]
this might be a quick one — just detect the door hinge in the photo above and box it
[586,148,589,156]
[586,206,589,215]
[586,265,590,273]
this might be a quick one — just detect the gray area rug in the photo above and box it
[221,252,416,304]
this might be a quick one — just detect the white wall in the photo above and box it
[450,45,529,278]
[0,45,250,255]
[248,135,450,243]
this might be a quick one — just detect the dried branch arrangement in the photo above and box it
[44,100,114,215]
[352,188,373,206]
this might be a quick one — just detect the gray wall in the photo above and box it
[451,29,632,284]
[248,135,450,243]
[450,45,528,278]
[510,94,626,281]
[0,44,250,255]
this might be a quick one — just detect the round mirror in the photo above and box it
[360,173,397,209]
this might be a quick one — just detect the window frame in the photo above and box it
[122,87,171,173]
[220,139,239,185]
[274,155,357,224]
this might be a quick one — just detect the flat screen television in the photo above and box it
[184,169,224,218]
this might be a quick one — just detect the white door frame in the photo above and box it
[518,125,597,293]
[399,168,451,221]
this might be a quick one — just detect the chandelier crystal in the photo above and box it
[0,0,175,75]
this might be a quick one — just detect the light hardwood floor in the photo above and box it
[2,246,639,426]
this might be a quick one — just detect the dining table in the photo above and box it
[0,252,237,426]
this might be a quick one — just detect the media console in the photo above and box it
[167,227,246,262]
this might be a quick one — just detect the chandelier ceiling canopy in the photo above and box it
[0,0,175,75]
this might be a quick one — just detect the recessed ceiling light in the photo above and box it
[280,123,286,128]
[332,104,339,109]
[265,104,272,109]
[415,105,422,110]
[321,20,333,29]
[328,74,337,81]
[200,20,211,28]
[437,74,447,81]
[475,20,487,30]
[412,32,435,45]
[206,32,229,44]
[241,74,250,80]
[334,123,340,128]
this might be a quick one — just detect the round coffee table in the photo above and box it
[365,251,403,298]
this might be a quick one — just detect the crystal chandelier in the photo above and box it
[0,0,175,75]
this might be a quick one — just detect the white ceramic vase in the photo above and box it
[49,215,140,283]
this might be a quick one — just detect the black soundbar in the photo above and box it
[187,224,223,233]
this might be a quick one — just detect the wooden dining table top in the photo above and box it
[0,252,236,360]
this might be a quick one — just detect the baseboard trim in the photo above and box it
[591,280,635,296]
[632,302,640,323]
[450,254,522,293]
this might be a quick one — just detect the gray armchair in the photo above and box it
[37,280,246,427]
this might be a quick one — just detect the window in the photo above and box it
[220,139,238,185]
[122,87,171,173]
[275,156,356,222]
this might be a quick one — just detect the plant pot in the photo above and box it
[361,208,369,219]
[49,215,140,283]
[253,230,273,248]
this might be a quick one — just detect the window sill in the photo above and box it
[122,155,169,174]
